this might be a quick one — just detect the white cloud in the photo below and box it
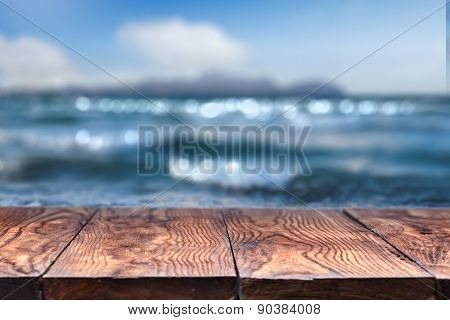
[0,34,79,90]
[118,18,247,76]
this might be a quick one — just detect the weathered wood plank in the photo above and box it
[43,208,236,299]
[345,208,450,299]
[0,207,95,299]
[225,208,434,299]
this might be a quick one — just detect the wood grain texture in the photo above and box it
[0,207,94,299]
[345,208,450,299]
[44,208,236,299]
[225,208,434,299]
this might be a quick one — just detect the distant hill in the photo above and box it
[283,80,343,96]
[135,73,276,96]
[132,73,344,97]
[3,73,344,97]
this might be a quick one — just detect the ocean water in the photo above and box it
[0,95,449,207]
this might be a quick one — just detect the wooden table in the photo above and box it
[0,207,448,299]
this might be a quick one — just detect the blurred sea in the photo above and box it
[0,95,449,207]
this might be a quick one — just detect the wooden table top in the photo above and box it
[0,207,448,300]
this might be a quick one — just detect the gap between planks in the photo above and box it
[38,208,99,299]
[219,210,243,300]
[344,208,449,299]
[0,207,98,300]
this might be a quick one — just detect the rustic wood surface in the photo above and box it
[43,208,237,299]
[224,208,435,299]
[0,207,95,299]
[345,208,450,299]
[1,207,447,299]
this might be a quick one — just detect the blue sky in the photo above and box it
[0,0,446,93]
